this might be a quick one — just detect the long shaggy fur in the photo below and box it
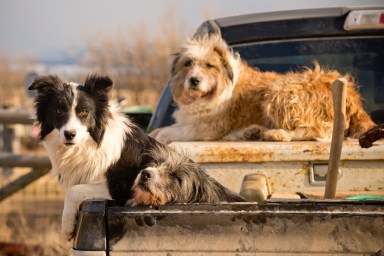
[131,145,245,206]
[151,34,375,143]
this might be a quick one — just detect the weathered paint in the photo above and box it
[200,161,384,198]
[169,140,384,163]
[170,140,384,198]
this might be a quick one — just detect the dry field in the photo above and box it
[0,169,71,256]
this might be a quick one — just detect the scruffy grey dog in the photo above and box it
[129,145,245,206]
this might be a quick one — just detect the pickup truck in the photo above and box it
[70,6,384,255]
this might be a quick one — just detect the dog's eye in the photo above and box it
[184,60,192,67]
[170,173,182,184]
[79,109,89,118]
[56,108,63,115]
[206,63,215,69]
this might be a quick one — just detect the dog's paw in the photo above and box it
[227,124,266,141]
[62,194,78,241]
[61,186,82,241]
[62,214,76,241]
[152,127,175,144]
[263,129,292,142]
[61,183,111,241]
[243,127,263,140]
[148,128,162,139]
[125,198,138,207]
[62,229,74,241]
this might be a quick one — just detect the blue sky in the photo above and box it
[0,0,383,60]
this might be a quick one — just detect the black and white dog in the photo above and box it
[29,74,244,241]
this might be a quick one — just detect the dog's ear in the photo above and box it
[83,74,113,145]
[213,46,234,82]
[28,75,63,140]
[83,74,113,96]
[171,53,181,76]
[28,75,63,92]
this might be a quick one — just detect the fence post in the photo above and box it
[2,125,14,177]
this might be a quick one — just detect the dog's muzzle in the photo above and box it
[189,77,200,90]
[64,130,76,140]
[139,169,153,185]
[63,130,77,145]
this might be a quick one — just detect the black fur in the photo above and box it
[105,125,163,203]
[80,75,113,144]
[29,75,68,139]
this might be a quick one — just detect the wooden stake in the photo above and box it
[324,78,347,199]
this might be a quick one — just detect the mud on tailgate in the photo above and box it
[72,199,384,255]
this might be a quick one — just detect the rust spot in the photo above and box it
[194,144,273,163]
[171,140,384,163]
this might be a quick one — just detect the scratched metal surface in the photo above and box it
[72,200,384,255]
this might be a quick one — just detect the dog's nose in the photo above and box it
[64,130,76,140]
[189,77,200,89]
[140,169,153,181]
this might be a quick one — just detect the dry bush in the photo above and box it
[3,209,69,256]
[79,7,191,107]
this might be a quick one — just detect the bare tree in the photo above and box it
[79,7,191,107]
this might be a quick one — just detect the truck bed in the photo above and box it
[71,140,384,255]
[72,199,384,255]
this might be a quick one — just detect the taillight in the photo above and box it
[344,10,384,30]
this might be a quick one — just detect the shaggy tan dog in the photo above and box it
[151,34,375,143]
